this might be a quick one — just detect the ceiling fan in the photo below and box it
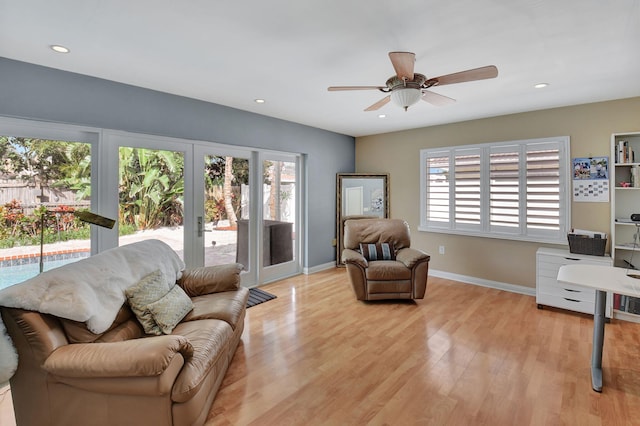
[327,52,498,112]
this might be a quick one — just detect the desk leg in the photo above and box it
[591,289,606,392]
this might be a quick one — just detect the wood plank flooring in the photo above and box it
[2,268,640,425]
[207,269,640,425]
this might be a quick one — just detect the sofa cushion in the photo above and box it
[359,242,396,261]
[147,285,194,334]
[125,270,172,335]
[365,260,412,280]
[182,288,249,331]
[61,305,137,344]
[170,319,233,403]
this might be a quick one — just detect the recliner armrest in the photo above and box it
[43,335,193,378]
[396,248,430,268]
[341,248,368,268]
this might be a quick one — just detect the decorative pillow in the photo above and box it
[125,270,171,335]
[146,285,194,335]
[359,242,396,261]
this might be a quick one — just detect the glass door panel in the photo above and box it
[261,156,300,282]
[203,154,250,271]
[118,147,185,260]
[0,136,92,289]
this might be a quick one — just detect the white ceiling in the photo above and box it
[1,0,639,137]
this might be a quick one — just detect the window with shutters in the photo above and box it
[419,136,570,244]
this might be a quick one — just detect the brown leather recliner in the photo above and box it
[341,218,430,300]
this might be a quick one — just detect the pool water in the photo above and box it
[0,256,88,291]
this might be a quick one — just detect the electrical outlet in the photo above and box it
[439,245,445,255]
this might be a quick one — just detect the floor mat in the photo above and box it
[247,287,277,308]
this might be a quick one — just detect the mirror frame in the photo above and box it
[336,173,390,266]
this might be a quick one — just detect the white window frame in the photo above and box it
[419,136,571,244]
[0,116,103,253]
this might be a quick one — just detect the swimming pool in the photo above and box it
[0,253,89,291]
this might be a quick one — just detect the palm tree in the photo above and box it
[119,147,184,229]
[223,156,238,227]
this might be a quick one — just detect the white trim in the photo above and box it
[303,262,336,275]
[428,268,536,297]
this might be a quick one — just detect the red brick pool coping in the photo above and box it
[0,248,89,262]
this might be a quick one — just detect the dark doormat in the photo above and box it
[247,287,277,308]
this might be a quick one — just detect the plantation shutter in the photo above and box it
[424,153,450,226]
[490,146,520,232]
[526,142,561,232]
[420,136,569,244]
[454,149,482,228]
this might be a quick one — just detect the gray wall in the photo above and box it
[0,57,355,268]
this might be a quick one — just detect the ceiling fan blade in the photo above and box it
[364,95,391,111]
[422,90,456,107]
[328,86,385,91]
[389,52,415,81]
[431,65,498,86]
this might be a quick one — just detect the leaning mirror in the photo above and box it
[336,173,389,266]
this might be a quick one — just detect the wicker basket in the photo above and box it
[567,234,606,256]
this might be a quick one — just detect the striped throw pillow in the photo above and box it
[359,242,396,261]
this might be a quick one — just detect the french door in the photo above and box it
[193,146,302,285]
[103,131,301,287]
[260,152,301,283]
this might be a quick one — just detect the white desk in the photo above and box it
[557,264,640,392]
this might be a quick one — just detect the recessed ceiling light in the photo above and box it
[378,114,386,119]
[50,45,70,53]
[534,83,549,89]
[254,99,265,104]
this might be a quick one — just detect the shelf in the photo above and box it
[612,132,640,323]
[613,310,640,323]
[615,218,640,224]
[615,246,639,251]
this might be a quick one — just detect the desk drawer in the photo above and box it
[536,293,595,316]
[538,277,595,302]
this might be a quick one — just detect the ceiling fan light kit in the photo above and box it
[328,51,498,112]
[391,88,422,111]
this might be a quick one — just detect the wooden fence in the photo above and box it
[0,179,89,215]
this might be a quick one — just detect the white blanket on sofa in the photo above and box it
[0,239,185,383]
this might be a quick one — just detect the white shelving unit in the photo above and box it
[611,131,640,323]
[536,247,613,317]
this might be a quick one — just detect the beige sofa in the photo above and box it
[0,240,248,426]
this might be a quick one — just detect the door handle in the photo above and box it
[197,216,212,237]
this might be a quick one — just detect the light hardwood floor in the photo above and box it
[3,269,640,425]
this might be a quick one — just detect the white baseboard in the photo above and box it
[303,261,336,275]
[300,264,535,297]
[429,268,535,297]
